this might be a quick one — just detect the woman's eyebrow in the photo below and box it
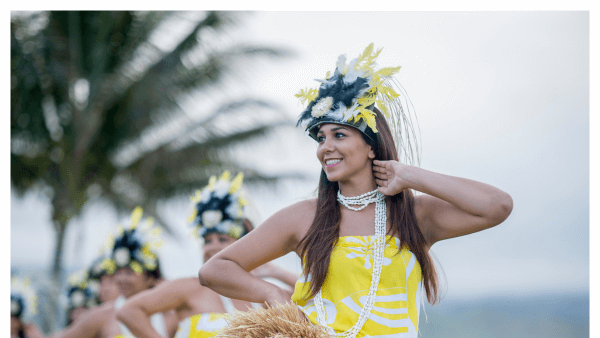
[318,126,348,134]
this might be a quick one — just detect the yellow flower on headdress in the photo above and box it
[130,261,143,274]
[101,258,117,275]
[228,224,245,239]
[68,270,89,289]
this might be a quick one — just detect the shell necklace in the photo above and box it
[314,188,386,338]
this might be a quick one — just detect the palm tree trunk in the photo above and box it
[44,221,67,333]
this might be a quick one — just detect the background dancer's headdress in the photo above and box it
[188,171,248,239]
[296,43,420,165]
[103,206,163,275]
[65,269,99,311]
[11,275,38,320]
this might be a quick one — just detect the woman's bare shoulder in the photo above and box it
[254,198,317,250]
[273,198,316,226]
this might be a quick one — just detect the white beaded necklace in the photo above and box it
[314,188,386,338]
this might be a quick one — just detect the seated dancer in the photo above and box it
[117,171,299,338]
[198,44,514,338]
[11,275,44,338]
[52,207,178,338]
[64,269,100,325]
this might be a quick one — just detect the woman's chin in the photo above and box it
[325,171,343,182]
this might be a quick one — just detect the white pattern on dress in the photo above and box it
[344,237,392,270]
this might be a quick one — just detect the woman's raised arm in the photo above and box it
[117,278,201,338]
[198,199,315,306]
[373,160,513,245]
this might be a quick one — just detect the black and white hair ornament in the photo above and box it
[11,275,37,319]
[103,207,163,275]
[188,171,248,239]
[296,43,421,166]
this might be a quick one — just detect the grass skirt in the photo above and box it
[214,302,330,338]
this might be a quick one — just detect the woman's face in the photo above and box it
[316,123,375,182]
[203,233,237,262]
[98,274,120,303]
[113,267,156,298]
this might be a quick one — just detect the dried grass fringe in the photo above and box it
[214,302,330,338]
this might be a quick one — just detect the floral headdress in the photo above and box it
[66,269,99,311]
[88,254,112,282]
[11,275,38,319]
[188,171,248,239]
[296,43,420,165]
[102,206,163,275]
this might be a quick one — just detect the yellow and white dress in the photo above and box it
[292,235,423,338]
[174,295,237,338]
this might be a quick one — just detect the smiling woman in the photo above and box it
[198,43,513,338]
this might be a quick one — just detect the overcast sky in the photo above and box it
[10,11,589,300]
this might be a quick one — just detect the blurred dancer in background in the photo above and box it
[117,171,298,338]
[64,270,99,325]
[87,254,120,304]
[52,207,178,338]
[11,276,45,338]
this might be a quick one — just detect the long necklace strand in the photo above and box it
[314,189,386,338]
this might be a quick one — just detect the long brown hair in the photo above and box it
[297,108,439,304]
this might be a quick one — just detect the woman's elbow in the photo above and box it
[198,262,216,288]
[115,306,129,323]
[490,192,513,225]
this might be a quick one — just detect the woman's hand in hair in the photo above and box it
[372,160,415,196]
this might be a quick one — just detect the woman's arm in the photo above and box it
[52,303,109,338]
[116,278,201,338]
[198,199,314,307]
[251,263,299,288]
[373,160,513,245]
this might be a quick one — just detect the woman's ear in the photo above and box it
[368,146,376,160]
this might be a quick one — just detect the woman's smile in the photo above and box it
[325,158,342,168]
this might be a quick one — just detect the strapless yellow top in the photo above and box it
[174,312,229,338]
[291,235,423,338]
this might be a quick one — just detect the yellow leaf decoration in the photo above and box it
[239,195,248,207]
[130,206,143,229]
[187,209,197,224]
[130,261,143,274]
[358,43,374,63]
[190,190,202,203]
[229,172,244,194]
[376,100,391,118]
[219,171,231,181]
[358,95,376,108]
[384,86,400,99]
[295,88,319,105]
[207,176,217,191]
[355,108,378,134]
[376,66,401,78]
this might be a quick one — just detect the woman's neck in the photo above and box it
[337,175,378,197]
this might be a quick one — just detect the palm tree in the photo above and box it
[11,10,296,331]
